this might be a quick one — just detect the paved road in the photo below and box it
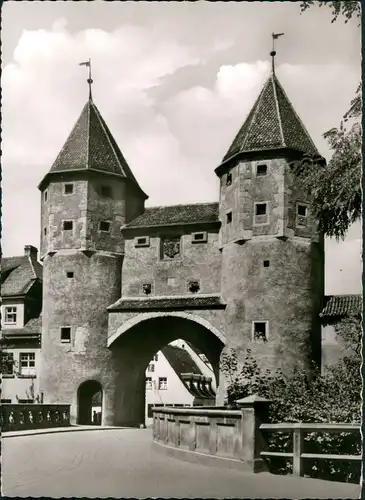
[2,429,361,498]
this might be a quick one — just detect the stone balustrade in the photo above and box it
[152,394,269,472]
[152,395,361,480]
[1,404,71,432]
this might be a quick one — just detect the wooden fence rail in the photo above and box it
[259,422,362,477]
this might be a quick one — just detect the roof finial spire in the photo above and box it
[270,33,284,74]
[79,58,93,101]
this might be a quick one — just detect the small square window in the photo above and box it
[158,377,168,390]
[188,280,200,293]
[143,283,152,295]
[135,236,150,248]
[255,203,267,216]
[226,172,232,186]
[4,306,17,324]
[146,377,153,390]
[297,205,307,217]
[253,322,268,342]
[147,363,155,373]
[226,211,232,224]
[101,185,112,198]
[99,221,111,232]
[257,164,268,176]
[263,260,270,268]
[44,191,48,202]
[192,232,207,243]
[64,184,74,195]
[60,327,71,343]
[63,220,73,231]
[66,271,74,278]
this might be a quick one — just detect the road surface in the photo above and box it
[2,428,361,498]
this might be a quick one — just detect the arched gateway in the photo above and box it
[106,313,226,427]
[38,63,324,431]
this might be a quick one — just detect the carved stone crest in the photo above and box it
[163,237,180,259]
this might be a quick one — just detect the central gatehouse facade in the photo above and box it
[36,65,325,426]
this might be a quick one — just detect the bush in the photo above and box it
[220,316,362,483]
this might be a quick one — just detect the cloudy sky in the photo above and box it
[2,1,361,295]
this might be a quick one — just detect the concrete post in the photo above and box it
[236,394,271,473]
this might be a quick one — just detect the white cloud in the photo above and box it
[2,19,362,298]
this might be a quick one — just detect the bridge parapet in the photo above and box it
[152,396,362,481]
[1,404,71,432]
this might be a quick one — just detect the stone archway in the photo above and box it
[107,313,226,427]
[77,380,103,425]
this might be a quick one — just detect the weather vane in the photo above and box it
[270,33,284,74]
[79,58,93,101]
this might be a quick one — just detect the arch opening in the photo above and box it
[77,380,103,425]
[109,315,225,427]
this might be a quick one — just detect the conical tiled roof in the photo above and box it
[40,99,147,197]
[222,73,319,163]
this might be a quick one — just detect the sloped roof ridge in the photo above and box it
[91,101,126,176]
[145,201,219,209]
[241,77,270,152]
[274,74,318,153]
[271,74,285,146]
[51,101,88,171]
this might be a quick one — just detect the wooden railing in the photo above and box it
[1,404,71,432]
[259,422,362,477]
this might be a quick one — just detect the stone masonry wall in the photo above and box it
[122,228,222,297]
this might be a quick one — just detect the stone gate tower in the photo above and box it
[216,71,325,376]
[38,96,148,424]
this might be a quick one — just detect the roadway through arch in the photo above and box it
[107,313,226,427]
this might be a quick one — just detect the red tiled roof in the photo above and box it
[320,295,362,318]
[123,203,219,230]
[222,73,319,163]
[39,99,147,198]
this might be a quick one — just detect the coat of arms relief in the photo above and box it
[162,236,180,259]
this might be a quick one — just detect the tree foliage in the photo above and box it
[220,313,362,482]
[299,1,362,240]
[300,1,361,24]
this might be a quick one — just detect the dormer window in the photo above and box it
[256,164,268,176]
[64,183,74,195]
[135,236,150,248]
[226,172,232,186]
[192,232,207,244]
[99,221,111,232]
[4,306,17,324]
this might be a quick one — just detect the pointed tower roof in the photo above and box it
[220,73,319,166]
[39,99,148,198]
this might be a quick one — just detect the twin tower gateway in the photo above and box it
[38,63,325,426]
